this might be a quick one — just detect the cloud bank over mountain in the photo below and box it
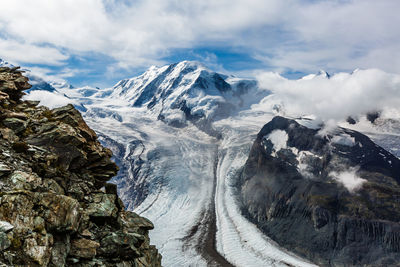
[256,68,400,122]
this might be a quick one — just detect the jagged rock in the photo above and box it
[0,233,10,252]
[2,118,27,134]
[69,238,100,259]
[0,222,13,252]
[0,128,19,142]
[39,193,80,232]
[9,170,41,190]
[119,211,154,233]
[238,116,400,266]
[0,163,11,176]
[86,193,118,219]
[0,67,30,101]
[0,222,13,233]
[0,67,162,266]
[98,231,143,259]
[23,232,53,266]
[50,235,70,266]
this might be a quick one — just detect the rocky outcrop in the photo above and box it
[238,116,400,266]
[0,66,162,266]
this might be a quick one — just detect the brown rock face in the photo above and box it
[0,67,162,266]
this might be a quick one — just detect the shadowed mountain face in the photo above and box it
[238,116,400,266]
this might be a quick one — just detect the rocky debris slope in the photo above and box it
[238,116,400,266]
[0,66,162,266]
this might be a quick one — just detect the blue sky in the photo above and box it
[0,0,399,88]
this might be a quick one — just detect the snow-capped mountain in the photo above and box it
[0,59,14,68]
[16,60,400,266]
[107,61,263,134]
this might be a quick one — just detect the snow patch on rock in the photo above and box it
[265,130,288,156]
[331,133,356,147]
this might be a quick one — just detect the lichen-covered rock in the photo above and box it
[69,238,100,259]
[86,193,118,219]
[0,66,162,266]
[98,231,143,259]
[23,233,53,266]
[39,193,80,232]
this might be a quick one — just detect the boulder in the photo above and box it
[86,193,118,219]
[39,193,80,232]
[2,118,27,135]
[0,222,13,233]
[69,238,100,259]
[98,231,144,259]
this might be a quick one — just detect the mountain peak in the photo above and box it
[317,69,330,78]
[300,69,330,80]
[0,59,15,68]
[174,60,207,70]
[107,60,260,134]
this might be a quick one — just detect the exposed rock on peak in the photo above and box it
[0,66,162,266]
[238,116,400,266]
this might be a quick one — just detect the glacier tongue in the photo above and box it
[82,99,316,266]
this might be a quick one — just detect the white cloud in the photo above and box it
[0,0,398,74]
[24,66,80,85]
[0,39,68,65]
[256,68,400,122]
[330,167,366,193]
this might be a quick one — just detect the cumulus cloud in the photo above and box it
[329,167,366,193]
[26,66,81,84]
[256,68,400,122]
[0,39,68,65]
[0,0,399,74]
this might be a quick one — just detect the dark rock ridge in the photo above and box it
[0,66,162,266]
[238,116,400,266]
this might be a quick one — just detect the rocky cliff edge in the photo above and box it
[0,66,162,266]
